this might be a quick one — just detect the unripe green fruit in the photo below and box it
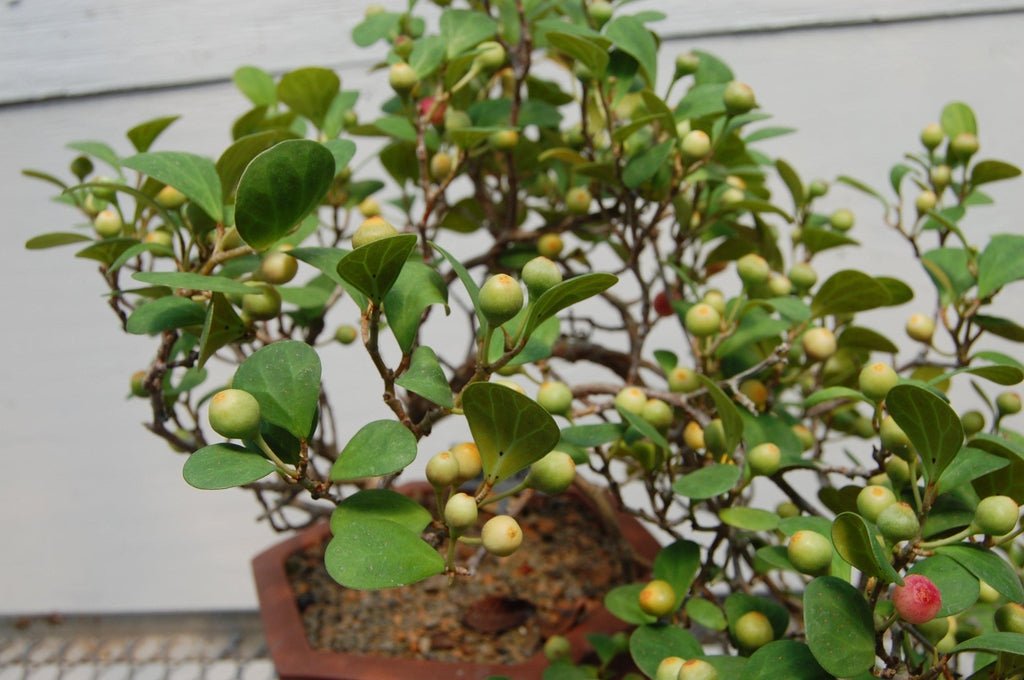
[787,530,832,574]
[537,233,564,258]
[426,451,460,488]
[452,442,482,482]
[388,62,417,92]
[734,611,774,651]
[615,387,648,416]
[242,282,282,321]
[481,515,523,556]
[920,123,944,150]
[393,35,414,60]
[334,324,358,345]
[859,362,899,401]
[143,229,173,248]
[792,424,814,451]
[154,184,188,210]
[444,108,472,132]
[358,197,381,218]
[915,190,937,214]
[674,51,700,77]
[905,313,935,344]
[703,419,726,455]
[950,131,979,160]
[722,81,756,115]
[93,209,123,238]
[668,366,700,394]
[961,410,985,436]
[364,4,385,17]
[208,389,262,440]
[702,289,726,314]
[736,253,770,286]
[655,658,686,680]
[885,456,911,487]
[221,227,245,250]
[566,186,592,215]
[429,152,453,180]
[747,442,781,477]
[479,273,524,326]
[829,208,855,232]
[877,502,920,542]
[678,659,719,680]
[474,41,506,70]
[638,579,677,617]
[788,263,818,292]
[893,574,942,625]
[683,421,704,450]
[675,120,691,139]
[522,256,562,299]
[997,391,1022,416]
[801,327,837,362]
[766,273,792,297]
[587,0,613,27]
[974,495,1020,535]
[526,450,576,494]
[258,250,298,285]
[720,187,745,207]
[739,379,768,411]
[685,303,721,337]
[130,370,148,398]
[930,164,952,190]
[978,579,1000,604]
[490,129,519,151]
[70,155,94,180]
[642,398,674,431]
[807,179,828,198]
[777,501,800,519]
[680,130,712,161]
[916,616,949,643]
[352,216,398,248]
[444,493,479,529]
[996,603,1024,633]
[880,416,911,453]
[857,485,898,523]
[91,176,117,201]
[537,381,573,416]
[544,635,572,662]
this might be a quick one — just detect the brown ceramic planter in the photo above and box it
[252,483,660,680]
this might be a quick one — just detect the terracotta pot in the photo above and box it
[252,483,660,680]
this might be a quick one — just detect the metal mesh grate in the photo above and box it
[0,611,276,679]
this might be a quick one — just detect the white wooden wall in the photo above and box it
[3,1,1024,613]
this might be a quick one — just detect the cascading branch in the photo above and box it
[22,0,1024,676]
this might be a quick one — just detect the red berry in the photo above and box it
[653,291,673,317]
[893,574,942,625]
[418,96,447,126]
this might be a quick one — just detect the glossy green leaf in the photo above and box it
[742,640,830,680]
[108,242,174,272]
[559,423,622,447]
[25,232,94,250]
[330,420,418,481]
[197,293,245,368]
[183,443,276,489]
[288,246,368,311]
[716,317,789,358]
[76,237,137,266]
[384,260,448,353]
[216,129,299,200]
[132,271,253,296]
[975,315,1024,342]
[605,17,657,85]
[326,517,444,589]
[765,296,810,323]
[978,234,1024,299]
[803,386,871,408]
[938,447,1009,495]
[951,632,1024,655]
[431,242,483,325]
[521,273,617,339]
[234,66,277,107]
[831,512,902,584]
[323,139,357,177]
[811,269,891,317]
[233,341,321,440]
[604,583,656,625]
[940,101,977,137]
[618,407,668,450]
[878,277,913,307]
[409,36,446,78]
[932,363,1024,387]
[774,158,804,209]
[685,599,727,631]
[441,9,498,58]
[971,433,1024,503]
[889,163,915,194]
[803,576,875,678]
[122,151,223,221]
[125,296,205,335]
[887,383,964,480]
[907,555,979,617]
[336,233,417,303]
[754,545,796,574]
[546,32,609,75]
[838,326,899,354]
[462,382,560,486]
[653,540,700,603]
[352,11,401,47]
[126,115,180,153]
[935,544,1024,603]
[971,159,1022,186]
[67,140,121,171]
[675,83,727,119]
[277,67,340,129]
[623,140,673,189]
[235,140,335,250]
[922,247,975,305]
[330,489,432,535]
[673,464,741,500]
[697,375,744,455]
[395,346,453,409]
[720,507,779,531]
[629,624,701,678]
[835,174,887,207]
[799,227,859,255]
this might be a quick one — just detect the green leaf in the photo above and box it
[719,507,779,531]
[234,66,277,107]
[67,140,121,171]
[122,151,223,222]
[838,326,899,354]
[604,583,656,625]
[935,544,1024,603]
[383,260,448,353]
[395,346,453,409]
[336,233,418,303]
[685,599,727,631]
[803,576,875,678]
[675,83,727,119]
[623,140,673,189]
[197,293,245,368]
[742,640,831,680]
[971,159,1022,186]
[799,227,859,255]
[653,540,701,602]
[907,555,979,617]
[618,407,668,450]
[330,488,431,535]
[922,247,975,306]
[288,246,368,311]
[521,273,617,339]
[183,443,276,489]
[330,420,418,481]
[835,175,887,207]
[326,517,444,589]
[831,512,903,584]
[765,296,810,323]
[441,9,498,58]
[775,158,804,210]
[126,115,180,153]
[462,382,560,486]
[277,67,340,129]
[803,386,871,409]
[716,317,789,358]
[937,447,1009,495]
[889,163,915,194]
[604,16,657,85]
[951,632,1024,655]
[233,341,321,440]
[216,129,300,200]
[975,315,1024,342]
[546,32,609,76]
[108,242,174,273]
[941,101,977,137]
[811,270,891,318]
[235,139,335,250]
[409,36,447,78]
[697,375,744,455]
[932,363,1024,387]
[673,464,741,500]
[352,12,401,47]
[978,234,1024,299]
[25,232,94,250]
[431,242,483,325]
[76,237,137,266]
[887,383,964,481]
[125,296,206,335]
[132,271,253,296]
[971,433,1024,503]
[559,423,622,447]
[629,624,701,678]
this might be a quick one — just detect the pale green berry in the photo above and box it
[481,515,523,556]
[426,451,460,488]
[208,389,262,440]
[444,493,478,529]
[479,274,524,327]
[526,451,576,494]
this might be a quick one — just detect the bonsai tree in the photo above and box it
[24,0,1024,677]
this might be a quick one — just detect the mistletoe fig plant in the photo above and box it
[22,0,1024,677]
